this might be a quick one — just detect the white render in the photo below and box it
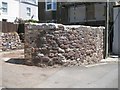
[0,0,38,22]
[19,0,38,20]
[0,0,19,22]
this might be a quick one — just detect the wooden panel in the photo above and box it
[1,21,19,33]
[86,3,95,20]
[69,6,75,23]
[95,3,105,21]
[75,5,85,22]
[68,5,86,23]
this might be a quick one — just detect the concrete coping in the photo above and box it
[25,23,105,30]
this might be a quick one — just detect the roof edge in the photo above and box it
[113,5,120,8]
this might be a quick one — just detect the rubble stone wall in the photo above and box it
[25,24,104,67]
[1,32,23,51]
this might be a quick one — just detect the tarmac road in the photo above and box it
[0,50,119,88]
[35,62,118,88]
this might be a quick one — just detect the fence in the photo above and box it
[0,21,24,33]
[0,21,18,33]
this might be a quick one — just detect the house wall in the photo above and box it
[0,0,38,22]
[38,2,45,22]
[68,3,106,25]
[68,5,86,23]
[19,2,38,20]
[38,2,108,25]
[67,2,114,26]
[38,2,57,23]
[113,6,120,55]
[38,2,114,26]
[45,11,54,22]
[57,2,68,24]
[0,0,19,22]
[94,3,105,21]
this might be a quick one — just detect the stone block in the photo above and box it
[24,23,104,67]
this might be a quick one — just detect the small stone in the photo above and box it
[48,53,55,58]
[37,53,44,57]
[42,56,50,62]
[58,47,65,53]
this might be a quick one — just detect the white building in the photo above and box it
[0,0,38,22]
[0,0,19,22]
[19,0,38,21]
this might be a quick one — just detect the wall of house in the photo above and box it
[68,5,86,23]
[0,0,19,22]
[19,2,38,20]
[38,2,114,26]
[45,11,55,22]
[113,6,120,55]
[94,3,105,21]
[67,3,106,25]
[38,2,45,22]
[38,2,57,23]
[0,0,38,22]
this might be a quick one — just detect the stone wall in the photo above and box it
[1,32,23,51]
[25,23,104,67]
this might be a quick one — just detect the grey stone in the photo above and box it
[24,24,104,67]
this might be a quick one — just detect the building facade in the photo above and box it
[38,2,114,26]
[63,2,107,25]
[0,0,19,22]
[112,2,120,55]
[19,0,38,21]
[0,0,38,22]
[38,0,57,23]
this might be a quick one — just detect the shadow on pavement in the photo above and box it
[5,58,25,65]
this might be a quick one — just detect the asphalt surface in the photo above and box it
[0,50,119,88]
[35,63,118,88]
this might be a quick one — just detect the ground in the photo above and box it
[0,49,119,88]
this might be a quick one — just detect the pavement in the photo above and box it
[100,56,119,63]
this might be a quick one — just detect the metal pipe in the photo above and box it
[105,0,109,58]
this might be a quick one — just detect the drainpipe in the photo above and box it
[59,2,62,23]
[105,0,109,58]
[19,0,20,19]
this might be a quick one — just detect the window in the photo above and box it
[47,3,52,10]
[2,19,7,22]
[46,0,57,11]
[2,2,8,13]
[26,7,31,16]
